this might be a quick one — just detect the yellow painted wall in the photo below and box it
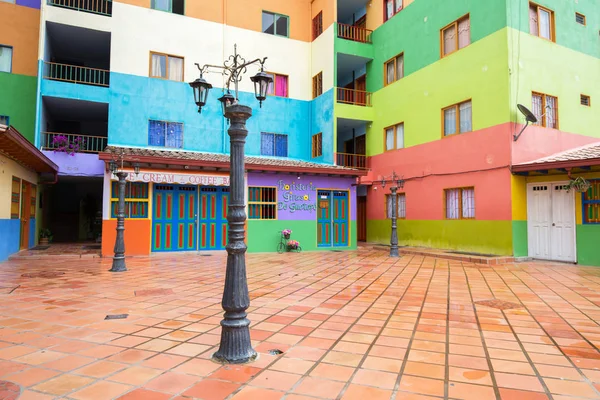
[0,153,38,220]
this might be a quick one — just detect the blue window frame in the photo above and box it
[583,180,600,224]
[261,133,288,157]
[148,120,183,149]
[0,115,9,126]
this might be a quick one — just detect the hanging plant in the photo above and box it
[52,135,86,156]
[565,176,591,193]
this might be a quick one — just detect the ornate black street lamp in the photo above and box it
[374,171,405,257]
[189,45,272,364]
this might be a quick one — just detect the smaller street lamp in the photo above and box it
[375,171,405,258]
[108,149,128,272]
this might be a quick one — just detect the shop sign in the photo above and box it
[277,179,317,213]
[111,171,230,186]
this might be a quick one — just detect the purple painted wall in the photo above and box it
[247,173,357,220]
[43,151,104,177]
[16,0,41,9]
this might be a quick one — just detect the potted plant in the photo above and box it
[282,229,292,239]
[565,176,591,193]
[287,239,300,251]
[51,135,86,156]
[39,229,53,245]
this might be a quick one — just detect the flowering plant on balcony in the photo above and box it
[51,135,86,156]
[282,229,292,239]
[287,239,300,250]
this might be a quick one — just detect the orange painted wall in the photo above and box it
[364,123,514,220]
[0,2,40,76]
[101,219,151,257]
[311,0,335,36]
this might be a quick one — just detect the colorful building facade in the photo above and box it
[1,0,599,264]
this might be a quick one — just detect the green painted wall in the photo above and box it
[367,219,514,256]
[365,29,510,156]
[0,73,37,143]
[248,220,357,253]
[576,225,600,267]
[506,0,600,59]
[512,220,528,257]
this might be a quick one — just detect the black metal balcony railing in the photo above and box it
[47,0,112,16]
[43,62,110,87]
[42,132,108,154]
[336,152,367,169]
[337,22,373,43]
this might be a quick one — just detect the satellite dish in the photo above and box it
[517,104,538,123]
[514,104,538,142]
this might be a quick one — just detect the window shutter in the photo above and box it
[275,134,288,157]
[11,177,21,219]
[261,133,274,156]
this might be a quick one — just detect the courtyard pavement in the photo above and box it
[1,250,600,399]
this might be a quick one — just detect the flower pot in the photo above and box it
[40,238,49,246]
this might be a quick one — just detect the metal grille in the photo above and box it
[248,187,277,220]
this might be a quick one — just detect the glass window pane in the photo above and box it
[385,128,394,150]
[443,25,456,55]
[539,9,551,39]
[275,134,288,157]
[446,189,459,219]
[546,96,557,128]
[462,188,475,218]
[261,133,274,156]
[165,122,183,148]
[459,101,472,133]
[386,61,395,85]
[275,15,288,37]
[262,12,275,34]
[398,194,406,218]
[396,123,404,149]
[396,55,404,79]
[266,73,275,95]
[0,115,8,126]
[386,195,393,219]
[395,0,403,13]
[0,46,13,73]
[151,54,167,78]
[531,93,543,125]
[152,0,170,11]
[444,107,457,136]
[168,56,183,81]
[385,0,393,20]
[529,5,539,36]
[148,120,166,146]
[458,18,470,48]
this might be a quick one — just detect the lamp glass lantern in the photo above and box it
[133,163,141,175]
[218,91,236,116]
[250,71,273,107]
[189,76,213,113]
[109,160,117,175]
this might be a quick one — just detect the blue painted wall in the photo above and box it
[38,70,336,165]
[0,220,21,262]
[29,217,36,248]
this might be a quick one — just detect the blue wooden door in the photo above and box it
[333,191,349,246]
[198,186,229,250]
[152,185,197,252]
[317,190,349,247]
[317,190,332,247]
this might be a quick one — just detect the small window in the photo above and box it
[266,72,289,97]
[10,177,20,219]
[150,52,184,81]
[0,45,13,73]
[384,53,404,86]
[313,12,323,40]
[248,187,277,220]
[532,92,558,129]
[148,120,184,148]
[0,0,16,3]
[151,0,183,15]
[443,100,472,136]
[441,15,470,57]
[529,3,555,41]
[0,115,9,126]
[262,11,289,37]
[575,12,586,25]
[583,180,600,224]
[312,72,323,99]
[312,132,322,158]
[384,123,404,151]
[445,187,475,219]
[386,193,406,219]
[111,182,149,219]
[581,94,591,107]
[261,133,288,157]
[384,0,403,22]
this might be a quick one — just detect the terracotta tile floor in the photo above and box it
[1,250,600,399]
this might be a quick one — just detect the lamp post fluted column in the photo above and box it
[110,171,128,272]
[389,186,399,258]
[212,104,256,364]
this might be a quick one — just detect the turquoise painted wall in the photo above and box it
[0,73,37,143]
[0,219,20,261]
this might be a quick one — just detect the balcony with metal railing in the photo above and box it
[47,0,112,16]
[43,62,110,87]
[41,132,108,154]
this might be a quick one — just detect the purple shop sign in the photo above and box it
[248,173,357,221]
[43,151,105,177]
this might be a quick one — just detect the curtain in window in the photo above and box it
[275,134,288,157]
[166,122,183,148]
[539,9,551,39]
[148,121,166,146]
[529,5,539,36]
[152,0,170,11]
[261,133,274,156]
[386,61,395,85]
[168,57,183,81]
[444,107,457,136]
[462,188,475,218]
[385,0,394,20]
[531,93,543,125]
[395,0,403,12]
[275,75,288,97]
[396,55,404,79]
[151,54,166,78]
[446,189,459,219]
[266,73,275,95]
[398,194,406,218]
[396,123,404,149]
[458,18,471,49]
[386,195,394,218]
[545,96,557,128]
[385,127,394,150]
[0,46,13,73]
[459,101,472,133]
[443,25,457,55]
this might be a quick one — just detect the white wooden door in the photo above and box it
[527,182,576,262]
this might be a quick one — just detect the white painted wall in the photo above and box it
[311,24,335,93]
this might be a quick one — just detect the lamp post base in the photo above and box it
[110,257,127,272]
[212,316,257,364]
